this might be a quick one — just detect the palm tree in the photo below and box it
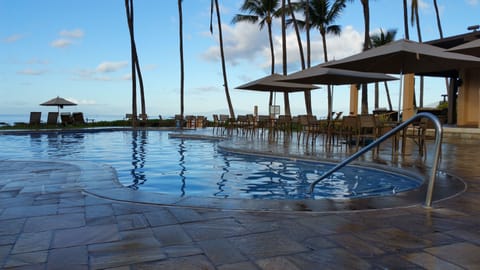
[370,28,397,111]
[433,0,443,38]
[433,0,449,100]
[347,0,372,114]
[125,0,146,127]
[297,0,347,119]
[403,0,410,40]
[359,0,371,114]
[281,0,291,116]
[285,0,312,115]
[178,0,184,125]
[232,0,281,107]
[210,0,235,118]
[411,0,423,107]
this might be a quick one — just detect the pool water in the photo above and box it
[0,130,421,199]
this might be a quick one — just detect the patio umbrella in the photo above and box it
[280,67,398,120]
[40,96,77,112]
[446,39,480,57]
[322,39,480,75]
[235,73,319,92]
[322,39,480,120]
[280,66,398,85]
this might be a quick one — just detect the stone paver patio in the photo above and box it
[0,127,479,269]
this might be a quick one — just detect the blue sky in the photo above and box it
[1,0,480,121]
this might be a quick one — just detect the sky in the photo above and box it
[1,0,480,122]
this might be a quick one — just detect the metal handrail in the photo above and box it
[308,112,443,208]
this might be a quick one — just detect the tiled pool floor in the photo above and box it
[0,128,479,269]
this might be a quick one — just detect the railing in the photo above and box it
[309,112,443,208]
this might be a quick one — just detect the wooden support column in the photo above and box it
[402,74,415,121]
[349,84,358,116]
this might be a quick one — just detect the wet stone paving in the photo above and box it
[0,128,479,269]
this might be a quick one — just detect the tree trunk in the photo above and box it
[178,0,185,124]
[433,0,443,38]
[305,0,310,68]
[267,22,275,107]
[321,30,332,120]
[125,0,137,127]
[384,81,393,111]
[414,3,423,108]
[403,0,409,40]
[214,0,235,118]
[360,0,370,114]
[133,43,145,119]
[281,0,291,116]
[288,0,311,115]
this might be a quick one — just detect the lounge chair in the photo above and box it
[46,112,59,126]
[29,112,41,126]
[60,112,73,126]
[72,112,86,125]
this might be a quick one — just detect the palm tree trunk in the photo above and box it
[125,0,137,127]
[305,0,311,68]
[321,31,332,120]
[178,0,185,124]
[214,0,235,118]
[432,0,449,97]
[360,0,370,114]
[281,0,291,116]
[133,45,145,119]
[288,0,311,115]
[403,0,409,40]
[433,0,443,38]
[384,81,393,111]
[413,0,422,108]
[267,22,275,107]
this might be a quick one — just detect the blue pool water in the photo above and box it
[0,130,421,199]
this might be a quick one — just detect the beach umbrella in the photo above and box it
[281,66,398,85]
[235,73,319,92]
[446,39,480,57]
[40,96,77,112]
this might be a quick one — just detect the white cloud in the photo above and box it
[67,97,96,105]
[17,69,47,75]
[59,29,84,39]
[418,0,429,9]
[51,39,73,48]
[96,61,128,73]
[272,25,363,70]
[202,22,267,65]
[202,21,363,72]
[3,34,24,43]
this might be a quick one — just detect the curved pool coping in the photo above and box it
[1,129,467,213]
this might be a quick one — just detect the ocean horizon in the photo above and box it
[0,113,129,126]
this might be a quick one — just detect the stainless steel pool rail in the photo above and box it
[308,112,443,208]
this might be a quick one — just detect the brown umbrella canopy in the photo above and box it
[235,73,319,92]
[446,39,480,57]
[40,96,77,111]
[322,39,480,75]
[281,66,398,85]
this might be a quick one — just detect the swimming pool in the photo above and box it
[0,129,421,200]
